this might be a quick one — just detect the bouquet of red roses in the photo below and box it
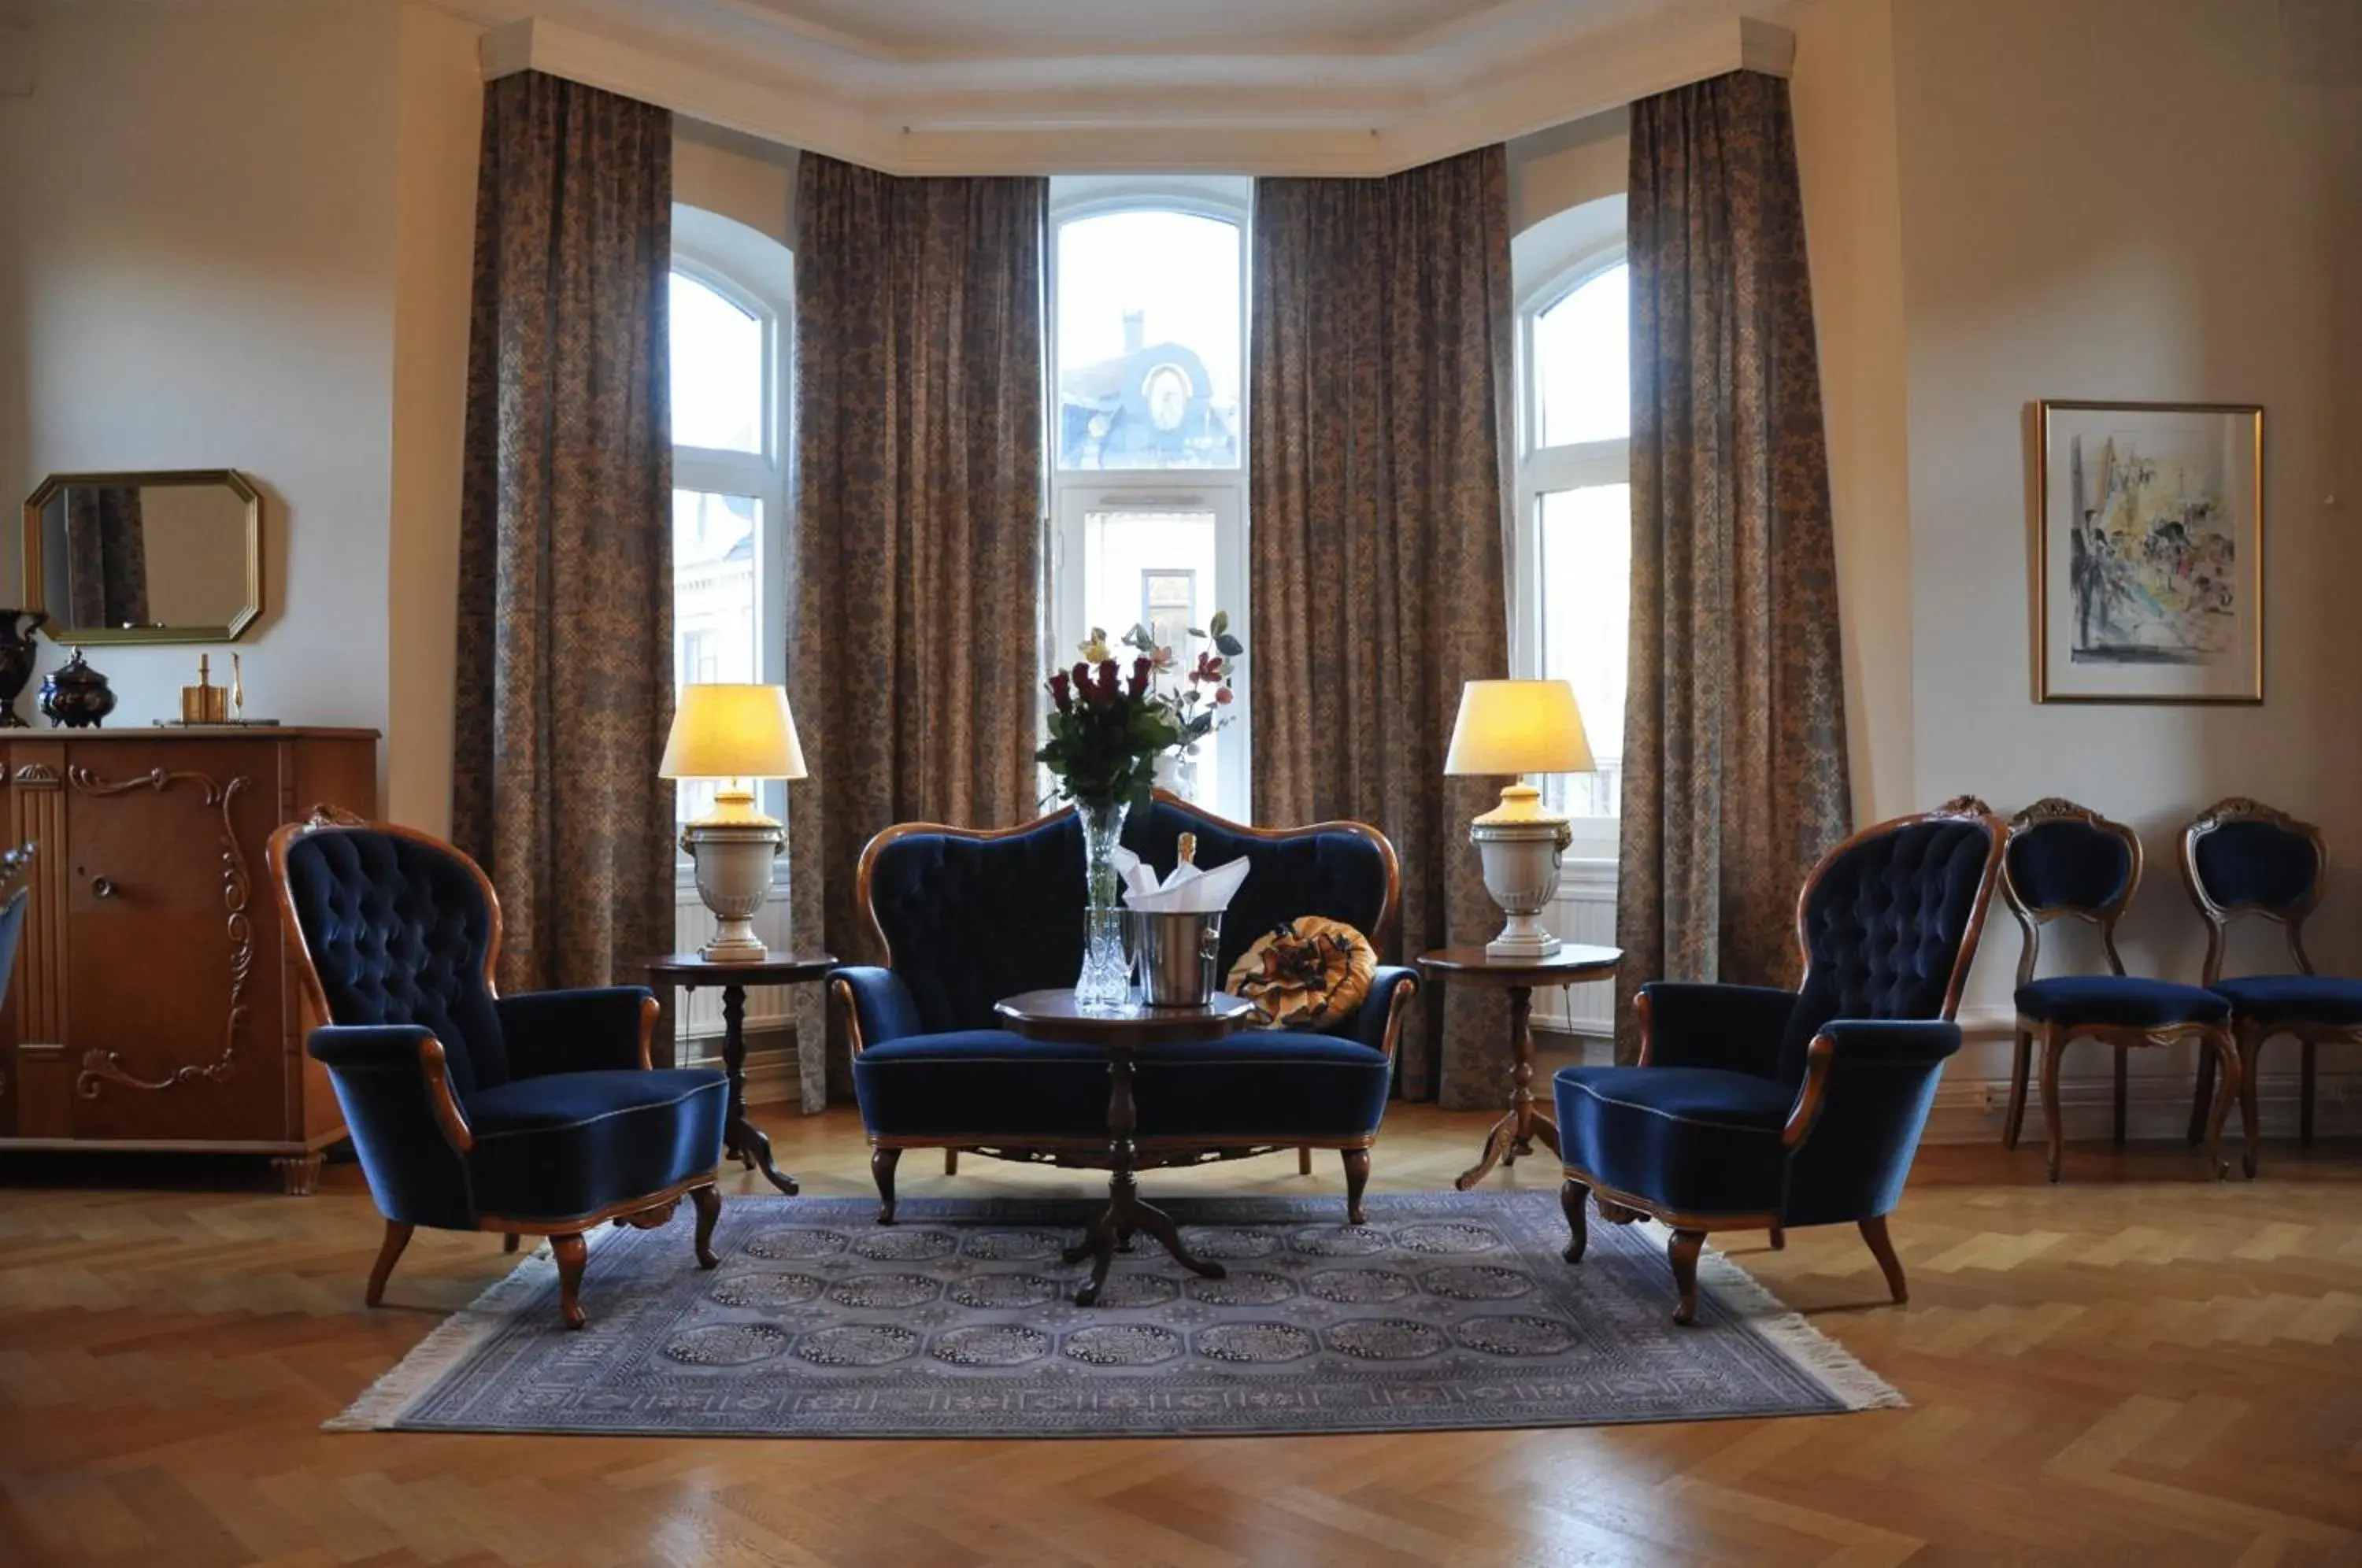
[1038,613,1242,812]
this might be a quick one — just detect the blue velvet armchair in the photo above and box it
[1554,797,2006,1325]
[2182,797,2360,1176]
[831,790,1417,1222]
[1999,798,2237,1183]
[268,813,729,1329]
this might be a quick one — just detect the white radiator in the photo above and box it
[1530,859,1616,1037]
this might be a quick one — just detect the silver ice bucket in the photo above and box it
[1135,910,1224,1008]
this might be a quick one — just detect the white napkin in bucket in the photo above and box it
[1109,845,1249,914]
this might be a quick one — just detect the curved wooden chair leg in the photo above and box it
[1339,1148,1370,1226]
[2040,1026,2068,1183]
[1768,1226,1786,1251]
[690,1182,722,1269]
[1668,1228,1705,1326]
[365,1220,413,1307]
[2186,1041,2217,1146]
[2198,1029,2236,1181]
[502,1232,520,1254]
[2004,1026,2033,1149]
[1560,1180,1588,1263]
[1860,1214,1908,1304]
[2237,1022,2264,1178]
[1298,1147,1313,1176]
[2300,1038,2317,1148]
[872,1147,901,1225]
[2112,1048,2129,1148]
[551,1233,588,1329]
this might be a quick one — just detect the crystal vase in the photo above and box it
[1074,797,1132,1009]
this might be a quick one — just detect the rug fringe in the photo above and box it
[324,1236,581,1433]
[1646,1220,1907,1411]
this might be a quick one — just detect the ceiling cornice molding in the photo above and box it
[478,6,1794,176]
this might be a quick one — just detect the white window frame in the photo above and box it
[1512,218,1629,857]
[671,205,792,882]
[1046,180,1254,822]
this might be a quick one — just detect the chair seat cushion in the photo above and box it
[464,1068,727,1222]
[852,1029,1393,1144]
[1554,1066,1793,1220]
[2212,974,2362,1026]
[2016,976,2231,1027]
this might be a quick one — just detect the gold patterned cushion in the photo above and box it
[1224,917,1377,1031]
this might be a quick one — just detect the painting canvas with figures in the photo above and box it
[2038,401,2261,703]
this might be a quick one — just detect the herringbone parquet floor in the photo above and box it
[2,1104,2357,1567]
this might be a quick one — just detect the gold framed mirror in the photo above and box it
[21,469,262,643]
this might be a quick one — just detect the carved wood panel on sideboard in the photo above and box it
[0,728,378,1193]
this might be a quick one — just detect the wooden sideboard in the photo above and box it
[0,727,379,1193]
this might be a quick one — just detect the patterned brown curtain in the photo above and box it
[65,486,148,630]
[788,154,1046,1111]
[1615,69,1852,1060]
[1250,147,1516,1108]
[451,71,675,997]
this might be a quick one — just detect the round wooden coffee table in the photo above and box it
[1416,945,1621,1190]
[994,988,1256,1305]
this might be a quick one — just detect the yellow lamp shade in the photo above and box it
[1443,679,1594,776]
[659,684,808,781]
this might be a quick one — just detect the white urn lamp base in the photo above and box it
[1468,782,1574,964]
[681,784,784,965]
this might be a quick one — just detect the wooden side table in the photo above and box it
[1416,945,1621,1191]
[646,952,836,1197]
[994,988,1256,1306]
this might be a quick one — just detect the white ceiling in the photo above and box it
[727,0,1513,59]
[468,0,1793,175]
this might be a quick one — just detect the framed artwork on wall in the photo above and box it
[2034,399,2264,704]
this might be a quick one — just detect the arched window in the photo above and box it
[1048,179,1252,820]
[670,209,792,829]
[1516,251,1630,833]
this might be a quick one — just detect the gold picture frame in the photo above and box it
[2033,400,2262,704]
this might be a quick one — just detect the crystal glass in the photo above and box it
[1074,797,1132,1009]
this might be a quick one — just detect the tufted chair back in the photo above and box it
[276,824,509,1097]
[863,814,1090,1033]
[858,792,1401,1035]
[2179,798,2327,982]
[1126,796,1398,978]
[1775,801,2005,1082]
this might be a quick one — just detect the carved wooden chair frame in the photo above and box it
[2179,796,2353,1174]
[1567,796,2007,1325]
[835,789,1415,1222]
[1997,797,2238,1183]
[266,807,719,1327]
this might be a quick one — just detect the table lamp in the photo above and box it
[1443,679,1593,960]
[661,684,806,962]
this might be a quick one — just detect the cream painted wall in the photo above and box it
[385,2,484,832]
[677,120,796,250]
[1892,0,2360,1117]
[0,0,404,738]
[0,0,482,825]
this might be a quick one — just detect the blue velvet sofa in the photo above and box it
[831,790,1416,1222]
[2182,797,2362,1175]
[1554,797,2006,1325]
[268,813,728,1329]
[1997,798,2237,1183]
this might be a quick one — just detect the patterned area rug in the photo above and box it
[331,1193,1899,1437]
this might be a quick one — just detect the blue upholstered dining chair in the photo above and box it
[2181,798,2361,1177]
[831,790,1417,1223]
[1555,797,2005,1326]
[267,812,729,1329]
[2000,799,2238,1183]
